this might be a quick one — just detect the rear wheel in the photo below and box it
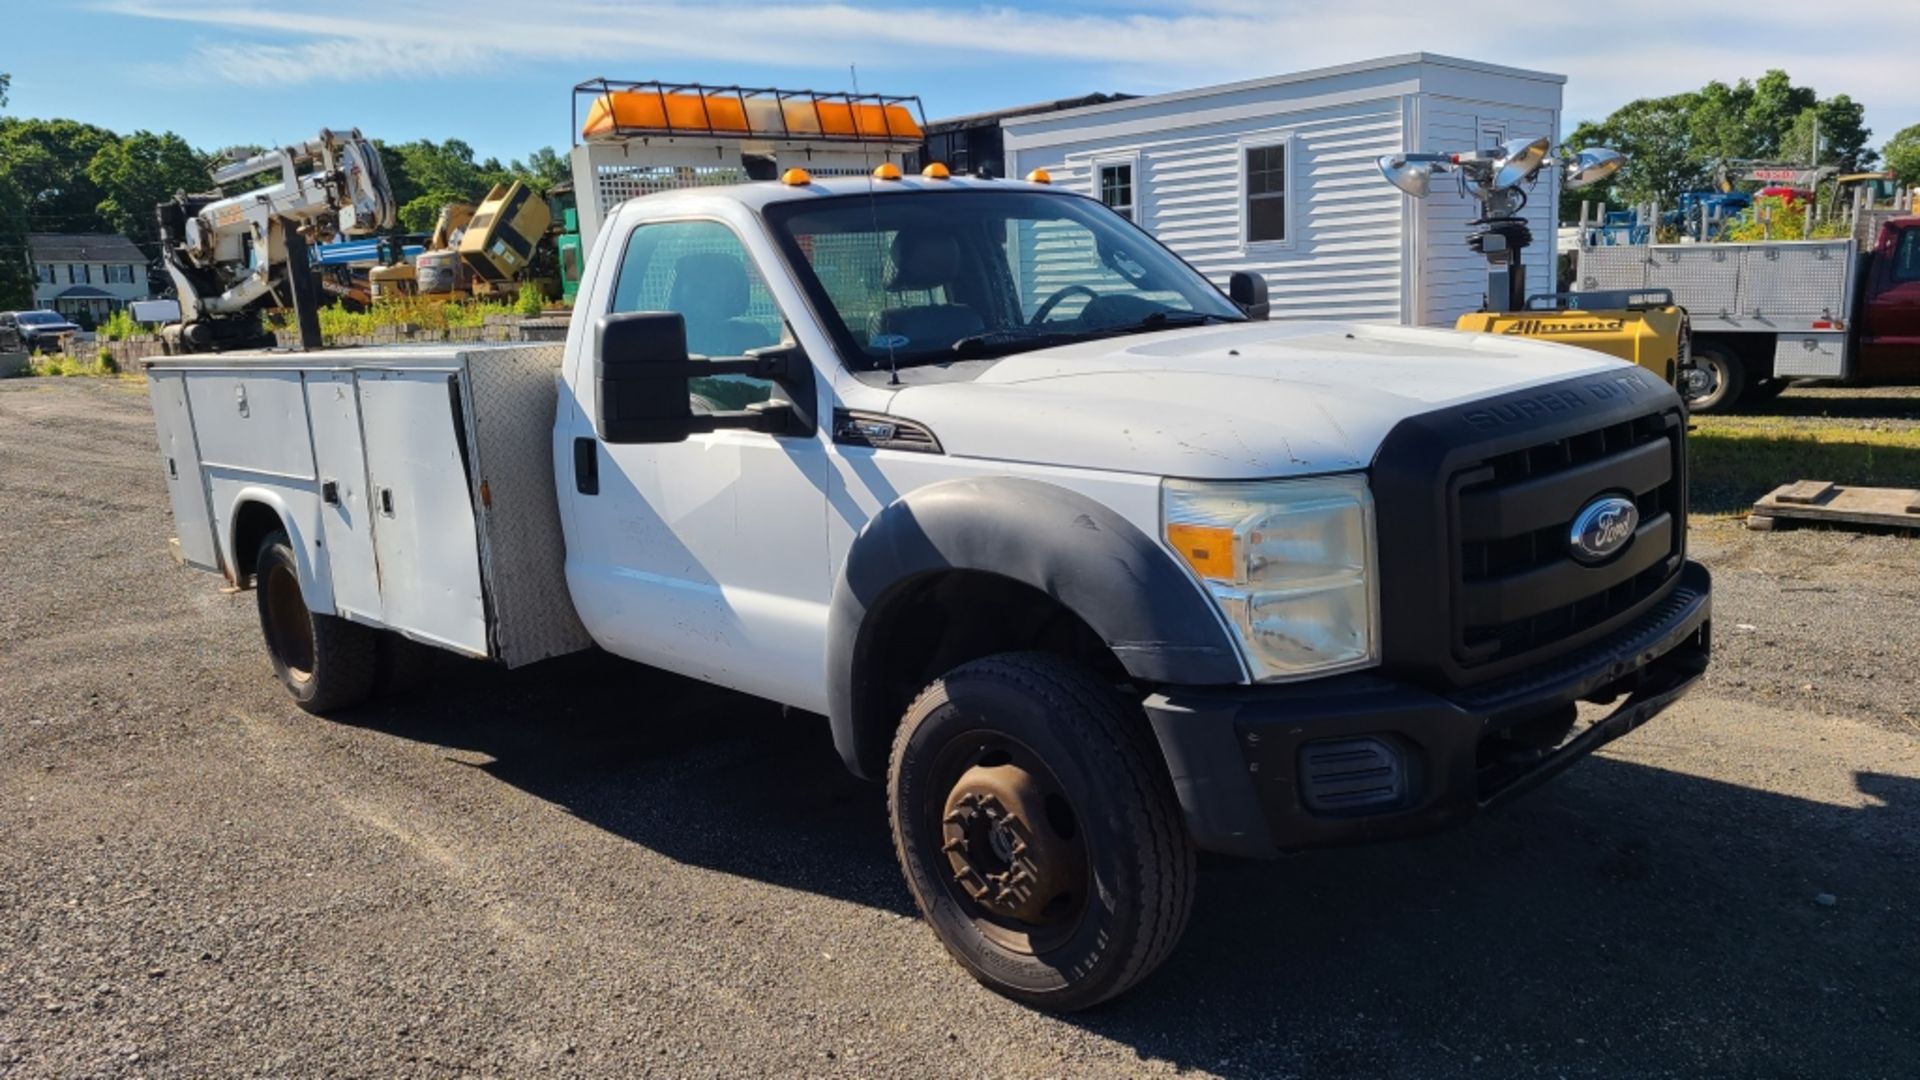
[888,652,1195,1011]
[254,531,377,714]
[1682,343,1744,413]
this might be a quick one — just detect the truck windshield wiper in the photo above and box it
[948,328,1087,359]
[1114,310,1236,334]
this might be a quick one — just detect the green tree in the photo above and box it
[1886,125,1920,189]
[0,72,10,110]
[507,147,569,192]
[398,190,469,234]
[0,117,118,233]
[87,130,211,247]
[1560,71,1875,219]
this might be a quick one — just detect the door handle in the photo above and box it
[321,479,340,505]
[378,487,395,516]
[573,437,599,496]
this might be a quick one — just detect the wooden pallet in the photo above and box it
[1748,480,1920,531]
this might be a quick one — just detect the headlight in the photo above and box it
[1162,474,1379,682]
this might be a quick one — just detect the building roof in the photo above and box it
[27,233,146,263]
[926,93,1136,134]
[51,285,115,299]
[999,52,1566,129]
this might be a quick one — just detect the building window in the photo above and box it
[1097,162,1135,221]
[67,263,91,284]
[35,264,55,284]
[1245,143,1289,244]
[105,264,135,284]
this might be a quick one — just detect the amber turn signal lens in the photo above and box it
[1166,523,1236,581]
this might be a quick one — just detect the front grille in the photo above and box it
[1452,409,1684,668]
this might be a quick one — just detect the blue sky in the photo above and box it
[9,0,1919,165]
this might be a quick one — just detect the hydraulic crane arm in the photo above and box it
[157,128,395,353]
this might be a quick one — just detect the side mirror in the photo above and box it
[1229,271,1270,321]
[594,311,810,444]
[595,312,698,444]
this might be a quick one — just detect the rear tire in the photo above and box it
[254,531,377,714]
[1683,343,1744,413]
[888,652,1196,1011]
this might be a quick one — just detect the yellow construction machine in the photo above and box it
[1454,287,1689,389]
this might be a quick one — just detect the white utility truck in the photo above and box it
[147,167,1712,1009]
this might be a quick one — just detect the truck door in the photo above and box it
[1859,222,1920,380]
[564,218,831,710]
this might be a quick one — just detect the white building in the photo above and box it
[29,233,153,326]
[999,54,1565,327]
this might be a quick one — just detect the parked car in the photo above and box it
[1,310,83,351]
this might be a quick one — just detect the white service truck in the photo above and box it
[147,170,1712,1009]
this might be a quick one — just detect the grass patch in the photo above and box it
[28,349,122,378]
[270,298,533,343]
[1689,416,1920,516]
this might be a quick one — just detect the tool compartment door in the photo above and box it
[357,369,489,656]
[305,371,384,624]
[147,371,218,571]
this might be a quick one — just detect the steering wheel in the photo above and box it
[1029,284,1102,326]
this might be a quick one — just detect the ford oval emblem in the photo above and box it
[1569,496,1638,564]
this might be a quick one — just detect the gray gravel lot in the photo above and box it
[2,378,1918,1078]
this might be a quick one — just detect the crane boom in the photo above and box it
[157,128,394,353]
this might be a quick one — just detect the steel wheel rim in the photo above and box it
[1685,356,1726,406]
[924,732,1091,955]
[263,563,315,682]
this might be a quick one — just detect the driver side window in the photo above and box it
[610,220,783,410]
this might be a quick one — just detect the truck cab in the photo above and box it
[1858,217,1920,381]
[149,170,1712,1011]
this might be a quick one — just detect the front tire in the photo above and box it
[254,531,377,714]
[888,652,1195,1010]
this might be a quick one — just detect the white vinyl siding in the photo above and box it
[1033,107,1406,323]
[1002,54,1566,328]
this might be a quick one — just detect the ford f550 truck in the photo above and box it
[146,170,1712,1009]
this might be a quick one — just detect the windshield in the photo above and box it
[18,312,65,325]
[765,189,1243,368]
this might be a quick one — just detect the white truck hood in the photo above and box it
[886,320,1631,479]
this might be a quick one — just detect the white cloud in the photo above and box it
[103,0,1920,141]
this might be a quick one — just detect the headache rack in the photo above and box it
[566,78,926,255]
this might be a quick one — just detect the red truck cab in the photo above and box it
[1859,217,1920,381]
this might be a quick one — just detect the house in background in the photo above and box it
[29,233,152,327]
[994,54,1565,328]
[913,93,1133,180]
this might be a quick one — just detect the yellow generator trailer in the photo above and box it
[458,181,553,296]
[1455,288,1688,391]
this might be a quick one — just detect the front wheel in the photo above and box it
[888,653,1196,1010]
[255,530,377,714]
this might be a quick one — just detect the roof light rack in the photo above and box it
[572,79,926,146]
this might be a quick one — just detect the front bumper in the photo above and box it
[1145,560,1712,858]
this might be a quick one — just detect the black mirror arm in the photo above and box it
[638,344,805,383]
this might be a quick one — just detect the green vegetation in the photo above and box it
[1562,71,1874,218]
[1718,195,1853,243]
[1885,125,1920,190]
[1688,415,1920,517]
[28,349,123,378]
[268,298,526,343]
[96,309,139,341]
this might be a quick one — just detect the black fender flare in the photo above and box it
[827,475,1245,779]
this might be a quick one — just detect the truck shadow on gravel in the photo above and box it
[341,650,1918,1077]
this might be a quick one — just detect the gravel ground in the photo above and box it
[2,378,1917,1078]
